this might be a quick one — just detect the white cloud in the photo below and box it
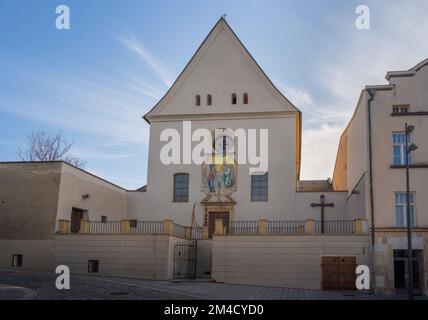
[70,147,132,161]
[0,71,152,146]
[294,1,428,181]
[117,35,174,87]
[300,124,343,180]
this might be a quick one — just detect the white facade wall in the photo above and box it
[212,235,370,290]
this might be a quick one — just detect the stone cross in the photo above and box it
[311,194,335,234]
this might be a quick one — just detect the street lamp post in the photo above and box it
[405,123,417,301]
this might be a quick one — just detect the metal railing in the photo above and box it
[130,221,164,235]
[267,220,305,235]
[89,221,121,235]
[190,227,203,239]
[314,220,355,235]
[172,223,186,238]
[230,221,259,235]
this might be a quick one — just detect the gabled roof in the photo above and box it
[144,17,299,123]
[385,57,428,81]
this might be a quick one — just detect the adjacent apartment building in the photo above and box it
[333,58,428,294]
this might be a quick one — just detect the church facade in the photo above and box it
[0,18,427,296]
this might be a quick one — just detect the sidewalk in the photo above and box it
[0,284,37,300]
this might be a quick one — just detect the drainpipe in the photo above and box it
[367,89,376,294]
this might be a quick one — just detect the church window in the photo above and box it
[231,93,237,105]
[207,94,212,106]
[243,93,248,104]
[174,173,189,202]
[195,95,201,106]
[251,173,268,202]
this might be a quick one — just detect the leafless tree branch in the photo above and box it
[17,130,86,169]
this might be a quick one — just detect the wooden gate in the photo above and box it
[173,241,197,279]
[322,256,357,290]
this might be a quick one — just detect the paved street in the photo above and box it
[0,270,424,300]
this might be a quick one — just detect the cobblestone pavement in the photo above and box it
[0,270,425,300]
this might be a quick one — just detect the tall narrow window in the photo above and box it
[393,132,412,165]
[195,95,201,106]
[207,94,212,106]
[231,93,237,105]
[251,173,268,202]
[243,93,248,104]
[174,173,189,202]
[395,192,415,227]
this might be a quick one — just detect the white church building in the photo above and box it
[1,18,427,296]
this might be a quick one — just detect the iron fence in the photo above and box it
[172,223,186,238]
[130,221,164,235]
[190,227,203,239]
[89,221,121,235]
[314,220,355,235]
[230,221,259,235]
[267,220,305,235]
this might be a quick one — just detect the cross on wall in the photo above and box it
[311,194,335,234]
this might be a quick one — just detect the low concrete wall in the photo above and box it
[54,234,186,280]
[0,240,55,271]
[212,235,371,290]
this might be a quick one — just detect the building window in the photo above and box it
[251,173,268,202]
[12,254,23,267]
[393,105,410,114]
[243,93,248,104]
[393,132,412,165]
[231,93,237,105]
[174,173,189,202]
[101,215,107,223]
[207,94,212,106]
[88,260,99,273]
[195,95,201,106]
[395,192,415,227]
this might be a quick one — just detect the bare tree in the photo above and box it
[17,130,86,168]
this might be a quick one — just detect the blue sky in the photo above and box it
[1,0,427,189]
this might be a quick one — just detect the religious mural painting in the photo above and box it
[201,155,237,195]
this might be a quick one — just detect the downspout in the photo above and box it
[367,89,376,293]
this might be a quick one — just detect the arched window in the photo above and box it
[231,93,237,105]
[243,93,248,105]
[207,94,212,106]
[195,95,201,106]
[173,173,189,202]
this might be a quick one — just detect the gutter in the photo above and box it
[366,89,376,295]
[365,84,395,294]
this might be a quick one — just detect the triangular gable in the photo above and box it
[144,17,299,122]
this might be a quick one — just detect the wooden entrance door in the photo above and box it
[322,256,357,290]
[70,208,87,233]
[208,212,230,236]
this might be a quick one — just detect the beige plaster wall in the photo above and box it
[0,240,55,271]
[0,162,62,239]
[295,192,348,220]
[212,235,370,290]
[56,163,127,224]
[130,116,299,225]
[54,234,183,279]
